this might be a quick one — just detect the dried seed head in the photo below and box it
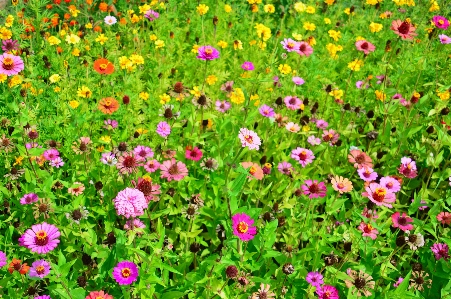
[226,265,238,278]
[282,263,295,275]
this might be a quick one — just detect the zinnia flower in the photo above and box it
[306,271,324,288]
[281,38,299,52]
[316,285,339,299]
[432,16,449,30]
[241,162,264,180]
[439,34,451,44]
[390,20,417,40]
[302,180,327,198]
[156,121,171,138]
[0,251,6,268]
[112,261,139,285]
[114,188,147,219]
[405,231,425,250]
[20,193,39,205]
[0,53,24,76]
[363,183,396,208]
[391,212,413,231]
[291,147,315,167]
[197,45,220,60]
[238,128,261,150]
[331,176,353,193]
[297,41,313,57]
[29,259,51,279]
[437,211,451,225]
[357,167,378,182]
[133,177,161,203]
[259,104,275,117]
[85,291,113,299]
[430,243,449,260]
[398,157,418,178]
[251,284,275,299]
[160,159,189,181]
[8,258,30,274]
[116,152,142,175]
[241,61,254,71]
[284,96,302,110]
[43,149,60,161]
[355,40,375,55]
[144,159,160,173]
[1,39,20,52]
[348,149,373,169]
[98,97,120,114]
[345,269,375,297]
[185,147,203,161]
[292,76,305,85]
[21,222,60,254]
[93,58,114,75]
[215,100,231,112]
[380,176,401,193]
[133,145,154,161]
[144,10,160,21]
[104,16,117,25]
[277,161,292,175]
[232,213,257,241]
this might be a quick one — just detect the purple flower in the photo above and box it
[380,176,401,193]
[273,76,281,87]
[20,193,39,205]
[101,152,117,166]
[281,38,299,52]
[356,80,369,89]
[114,188,147,219]
[113,261,139,285]
[21,222,60,254]
[316,120,328,129]
[431,243,449,260]
[29,260,51,279]
[156,121,171,138]
[215,100,231,113]
[241,61,254,71]
[393,277,404,288]
[259,104,275,117]
[316,285,339,299]
[144,10,160,21]
[133,145,154,161]
[439,34,451,44]
[306,271,324,288]
[232,213,257,241]
[432,16,449,30]
[50,157,64,168]
[284,96,302,110]
[197,45,220,61]
[292,76,305,85]
[357,167,378,182]
[277,161,292,175]
[0,251,6,268]
[302,180,327,198]
[1,39,19,52]
[43,149,60,161]
[220,81,234,94]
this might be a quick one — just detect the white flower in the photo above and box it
[405,231,424,250]
[104,16,117,25]
[349,146,359,151]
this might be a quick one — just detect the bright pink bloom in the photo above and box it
[113,261,139,285]
[391,212,413,231]
[29,259,51,278]
[355,40,375,55]
[291,147,315,167]
[144,159,160,173]
[437,212,451,225]
[197,45,220,60]
[259,104,275,117]
[133,145,154,161]
[302,180,327,199]
[296,42,313,57]
[85,291,113,299]
[358,222,378,240]
[185,147,203,161]
[0,53,24,76]
[116,152,142,175]
[390,20,417,40]
[398,157,417,178]
[380,176,401,193]
[362,183,396,208]
[431,243,449,260]
[348,150,373,169]
[316,285,340,299]
[43,149,60,161]
[241,61,254,71]
[132,177,161,203]
[113,188,147,219]
[281,38,299,52]
[156,121,171,138]
[238,128,261,150]
[322,129,339,145]
[232,213,257,241]
[277,161,292,175]
[357,167,378,182]
[432,16,449,30]
[284,96,302,110]
[22,222,60,254]
[20,193,39,205]
[160,159,189,181]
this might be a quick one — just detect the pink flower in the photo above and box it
[144,10,159,21]
[197,45,220,60]
[432,16,449,30]
[277,161,292,175]
[185,147,203,161]
[68,182,85,196]
[285,122,300,133]
[232,213,257,241]
[116,152,142,175]
[291,147,315,167]
[281,38,299,52]
[431,243,449,260]
[259,104,275,117]
[355,40,375,55]
[22,222,60,254]
[124,219,146,234]
[358,222,378,240]
[144,159,160,173]
[307,135,321,146]
[85,291,113,299]
[390,20,417,40]
[398,157,417,178]
[316,285,339,299]
[322,129,339,145]
[292,76,305,85]
[156,121,171,138]
[296,42,313,57]
[20,193,39,205]
[284,96,302,110]
[0,53,24,76]
[112,261,139,285]
[114,188,147,219]
[362,207,378,219]
[380,176,401,193]
[393,277,404,288]
[215,100,231,113]
[302,180,327,199]
[439,34,451,44]
[132,177,161,203]
[437,211,451,225]
[348,149,373,169]
[241,61,254,71]
[241,162,264,180]
[43,149,60,161]
[238,128,261,150]
[357,167,378,182]
[160,159,188,181]
[133,146,154,161]
[391,212,413,231]
[363,183,396,208]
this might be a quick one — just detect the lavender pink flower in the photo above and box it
[259,104,275,117]
[160,159,189,181]
[238,128,261,150]
[431,243,449,260]
[113,188,147,219]
[197,45,220,60]
[0,53,24,76]
[29,259,51,278]
[156,121,171,138]
[291,147,315,167]
[21,222,60,254]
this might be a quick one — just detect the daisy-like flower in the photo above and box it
[302,180,327,199]
[322,129,339,145]
[358,222,378,240]
[43,149,60,161]
[398,157,418,178]
[277,161,292,175]
[306,271,324,288]
[68,182,85,196]
[144,10,160,21]
[251,283,275,299]
[380,176,401,193]
[292,76,305,85]
[72,137,92,155]
[192,94,212,109]
[432,16,449,30]
[144,159,160,173]
[348,149,373,169]
[316,285,339,299]
[391,212,413,231]
[241,162,264,180]
[286,122,300,133]
[431,243,449,260]
[113,261,139,285]
[0,134,14,152]
[215,100,231,113]
[238,128,261,150]
[33,198,54,219]
[284,95,302,110]
[0,53,24,76]
[98,97,119,114]
[355,40,375,55]
[363,183,396,208]
[316,120,328,129]
[331,176,353,193]
[357,167,378,182]
[259,104,275,117]
[20,193,39,205]
[345,269,375,297]
[29,259,51,279]
[1,39,20,52]
[0,251,6,268]
[114,188,147,219]
[85,291,113,299]
[8,258,30,274]
[101,152,117,166]
[390,20,417,40]
[181,204,200,220]
[104,15,117,25]
[200,157,219,171]
[405,231,425,250]
[186,147,203,161]
[197,45,220,61]
[65,207,89,224]
[291,147,315,167]
[104,119,118,130]
[307,135,321,146]
[241,61,255,71]
[232,213,257,241]
[437,211,451,225]
[160,159,189,181]
[297,41,313,57]
[409,271,432,291]
[220,81,234,95]
[281,38,299,52]
[156,121,171,138]
[50,157,64,168]
[439,34,451,44]
[133,146,154,161]
[133,177,161,203]
[116,152,142,175]
[22,222,60,254]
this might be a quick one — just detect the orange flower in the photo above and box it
[64,13,71,20]
[119,18,127,25]
[93,58,115,75]
[99,2,108,12]
[56,46,63,54]
[93,26,102,33]
[98,97,119,114]
[8,259,30,275]
[241,162,264,180]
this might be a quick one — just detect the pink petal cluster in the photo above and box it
[113,188,147,219]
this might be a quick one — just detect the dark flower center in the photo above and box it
[35,265,45,274]
[238,277,248,286]
[259,292,268,299]
[168,164,179,175]
[355,154,365,163]
[2,138,10,146]
[398,21,410,35]
[2,57,14,70]
[118,142,127,151]
[72,209,82,220]
[409,235,417,243]
[354,277,367,289]
[174,82,184,93]
[398,217,407,226]
[38,203,49,213]
[11,167,18,175]
[205,160,213,168]
[360,42,368,49]
[308,183,320,194]
[34,230,49,246]
[137,180,153,196]
[289,97,296,105]
[197,95,207,106]
[187,206,196,215]
[122,156,136,168]
[299,44,306,52]
[13,262,22,271]
[164,108,173,119]
[415,277,424,285]
[79,142,87,151]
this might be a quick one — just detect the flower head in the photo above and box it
[85,291,113,299]
[197,45,220,61]
[405,231,425,250]
[432,16,449,30]
[439,34,451,44]
[281,38,299,52]
[259,104,275,117]
[302,180,327,199]
[363,183,396,208]
[345,269,375,297]
[355,40,375,55]
[391,212,413,231]
[391,20,417,40]
[251,284,275,299]
[0,53,24,76]
[8,258,30,274]
[0,251,6,268]
[186,147,203,161]
[160,159,189,181]
[215,100,231,113]
[114,188,147,219]
[437,211,451,225]
[238,128,261,150]
[21,222,60,254]
[306,271,324,288]
[241,162,264,180]
[29,259,51,278]
[94,58,115,75]
[380,176,401,193]
[277,161,292,175]
[113,261,139,285]
[156,121,171,138]
[358,222,378,240]
[291,147,315,167]
[98,97,119,114]
[2,39,19,52]
[284,96,303,110]
[331,176,353,193]
[357,167,378,182]
[20,193,39,205]
[348,150,373,169]
[398,157,418,178]
[431,243,449,260]
[232,213,257,241]
[144,10,159,21]
[316,285,339,299]
[241,61,255,71]
[292,76,305,85]
[297,41,313,57]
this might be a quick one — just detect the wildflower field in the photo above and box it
[1,0,451,298]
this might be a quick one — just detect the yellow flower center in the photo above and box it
[36,230,47,240]
[205,48,213,54]
[121,268,131,278]
[3,57,13,66]
[244,135,253,143]
[237,221,249,233]
[249,166,256,175]
[288,42,294,48]
[35,265,45,274]
[105,99,112,106]
[99,63,108,70]
[438,20,444,25]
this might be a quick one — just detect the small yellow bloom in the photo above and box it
[192,44,200,53]
[324,18,331,24]
[95,34,109,45]
[264,4,275,13]
[13,156,24,166]
[155,40,165,49]
[325,0,335,4]
[233,40,243,50]
[69,100,80,108]
[130,54,144,65]
[369,22,383,33]
[302,125,310,132]
[292,33,303,41]
[72,48,80,56]
[437,90,450,101]
[217,40,228,48]
[348,59,364,71]
[306,6,315,14]
[240,72,251,78]
[0,27,12,40]
[131,14,140,23]
[255,23,271,41]
[65,33,80,44]
[0,74,6,83]
[328,30,341,41]
[100,136,111,143]
[206,75,218,85]
[136,128,149,134]
[138,4,151,14]
[224,4,232,13]
[251,4,259,13]
[329,89,344,99]
[159,93,171,104]
[54,87,61,93]
[85,23,93,29]
[59,30,67,37]
[49,74,61,83]
[139,92,149,101]
[294,2,306,12]
[375,90,386,101]
[429,1,439,11]
[197,4,209,15]
[344,8,355,15]
[303,22,316,31]
[48,36,61,45]
[356,36,366,41]
[149,34,157,41]
[190,86,202,98]
[230,88,245,104]
[250,94,259,101]
[278,64,292,75]
[5,15,14,27]
[77,86,92,98]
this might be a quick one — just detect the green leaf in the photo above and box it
[393,270,411,296]
[159,263,182,275]
[161,291,186,299]
[58,250,66,266]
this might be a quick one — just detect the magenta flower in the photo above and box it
[197,45,220,60]
[391,212,413,231]
[322,129,340,145]
[316,120,328,129]
[302,180,327,199]
[144,10,159,21]
[22,222,60,254]
[291,147,315,167]
[316,285,339,299]
[398,157,418,178]
[113,188,147,219]
[0,53,24,76]
[1,39,19,52]
[292,76,305,85]
[215,100,231,113]
[29,260,51,279]
[259,104,275,117]
[358,222,378,240]
[0,251,6,268]
[160,159,189,181]
[133,146,154,161]
[104,119,118,130]
[281,38,299,52]
[277,161,292,175]
[156,121,171,138]
[238,128,261,150]
[297,42,313,57]
[124,219,146,233]
[241,61,254,71]
[232,213,257,241]
[43,149,60,161]
[306,271,324,288]
[357,167,378,182]
[431,243,449,260]
[116,152,142,175]
[284,96,302,110]
[144,159,160,173]
[363,183,396,208]
[432,16,449,30]
[380,176,401,193]
[34,296,51,299]
[186,147,203,161]
[355,40,376,55]
[20,193,39,205]
[113,261,139,285]
[393,277,404,288]
[439,34,451,44]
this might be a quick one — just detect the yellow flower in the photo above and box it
[96,34,109,45]
[224,4,233,12]
[329,89,344,99]
[429,1,439,11]
[77,86,92,98]
[72,48,80,56]
[14,156,24,166]
[348,59,364,71]
[369,22,383,33]
[139,92,149,101]
[302,125,310,132]
[325,0,335,4]
[155,40,165,49]
[253,100,260,106]
[85,23,93,29]
[69,100,80,108]
[149,34,158,41]
[97,146,105,152]
[65,33,80,44]
[437,90,450,101]
[5,15,14,27]
[119,56,133,70]
[136,128,149,134]
[344,8,355,15]
[49,74,61,83]
[197,4,209,15]
[307,36,316,46]
[8,75,22,87]
[366,0,381,5]
[138,4,151,14]
[0,27,13,40]
[59,30,67,37]
[375,90,386,101]
[292,33,303,41]
[257,41,267,49]
[47,36,61,45]
[324,18,331,24]
[255,23,271,41]
[356,36,366,41]
[100,136,111,143]
[130,54,144,65]
[131,14,140,24]
[328,30,341,41]
[240,72,251,78]
[264,4,275,13]
[233,40,243,50]
[192,44,200,53]
[54,87,61,93]
[303,22,316,31]
[306,6,315,13]
[159,93,171,104]
[0,74,6,83]
[190,86,202,98]
[294,2,306,12]
[230,88,245,104]
[251,4,259,12]
[217,40,228,48]
[250,94,259,101]
[69,7,80,17]
[278,64,292,75]
[206,75,218,85]
[249,40,257,46]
